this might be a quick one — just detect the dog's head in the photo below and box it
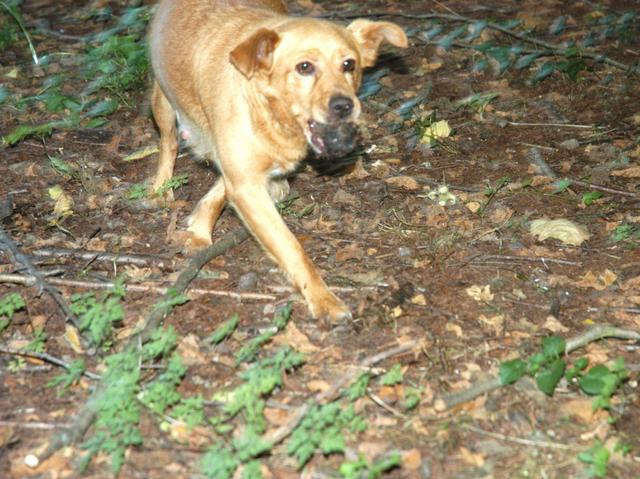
[229,18,408,158]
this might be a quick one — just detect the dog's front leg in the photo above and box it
[226,180,351,322]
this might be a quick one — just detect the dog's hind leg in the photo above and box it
[186,177,227,248]
[150,82,178,203]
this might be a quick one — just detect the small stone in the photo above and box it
[398,246,412,257]
[559,138,580,150]
[237,272,258,291]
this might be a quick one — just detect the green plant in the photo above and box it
[209,313,239,344]
[127,182,149,200]
[202,346,305,479]
[379,363,403,386]
[454,91,499,116]
[235,303,292,364]
[609,224,639,243]
[70,277,126,347]
[79,326,178,474]
[340,452,402,479]
[578,441,610,478]
[500,336,630,410]
[0,0,38,63]
[578,358,628,411]
[47,359,87,394]
[48,155,78,178]
[500,336,567,395]
[287,402,367,468]
[582,191,603,206]
[421,11,638,83]
[0,292,25,332]
[156,174,189,196]
[2,5,151,145]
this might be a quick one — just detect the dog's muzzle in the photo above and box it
[307,120,359,158]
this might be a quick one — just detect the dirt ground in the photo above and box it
[1,0,639,477]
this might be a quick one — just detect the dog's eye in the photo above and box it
[295,61,315,75]
[342,59,356,73]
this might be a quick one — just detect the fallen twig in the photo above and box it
[437,324,640,410]
[265,339,420,446]
[30,248,177,269]
[0,347,100,380]
[463,424,575,450]
[29,227,249,466]
[469,254,582,266]
[0,273,276,302]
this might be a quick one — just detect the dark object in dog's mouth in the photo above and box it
[307,120,359,158]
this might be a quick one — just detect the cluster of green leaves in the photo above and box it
[47,359,86,393]
[577,441,611,478]
[340,452,402,479]
[0,291,25,332]
[2,5,150,145]
[70,278,126,347]
[79,326,178,474]
[500,336,629,411]
[155,174,189,197]
[609,223,640,244]
[422,11,637,84]
[201,346,305,479]
[234,303,292,364]
[288,402,367,467]
[0,1,20,51]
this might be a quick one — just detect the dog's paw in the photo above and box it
[169,230,212,253]
[308,292,352,323]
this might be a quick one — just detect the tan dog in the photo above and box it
[148,0,407,321]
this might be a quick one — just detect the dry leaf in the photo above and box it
[575,270,618,291]
[478,314,504,335]
[122,145,159,162]
[402,448,422,470]
[342,158,370,180]
[530,218,590,246]
[459,446,485,467]
[466,284,494,302]
[611,166,640,178]
[465,201,481,213]
[64,324,85,354]
[420,119,451,144]
[542,315,569,333]
[48,185,74,217]
[273,322,319,353]
[410,293,427,305]
[264,407,292,427]
[335,243,365,261]
[384,175,420,190]
[445,322,463,337]
[166,421,211,447]
[177,334,205,366]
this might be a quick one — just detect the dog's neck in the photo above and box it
[244,81,308,168]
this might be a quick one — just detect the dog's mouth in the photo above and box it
[306,120,358,158]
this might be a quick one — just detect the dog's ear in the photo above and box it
[347,19,408,68]
[230,28,281,78]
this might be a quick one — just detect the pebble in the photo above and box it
[237,271,258,291]
[559,138,580,150]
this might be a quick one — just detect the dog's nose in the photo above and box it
[329,95,354,119]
